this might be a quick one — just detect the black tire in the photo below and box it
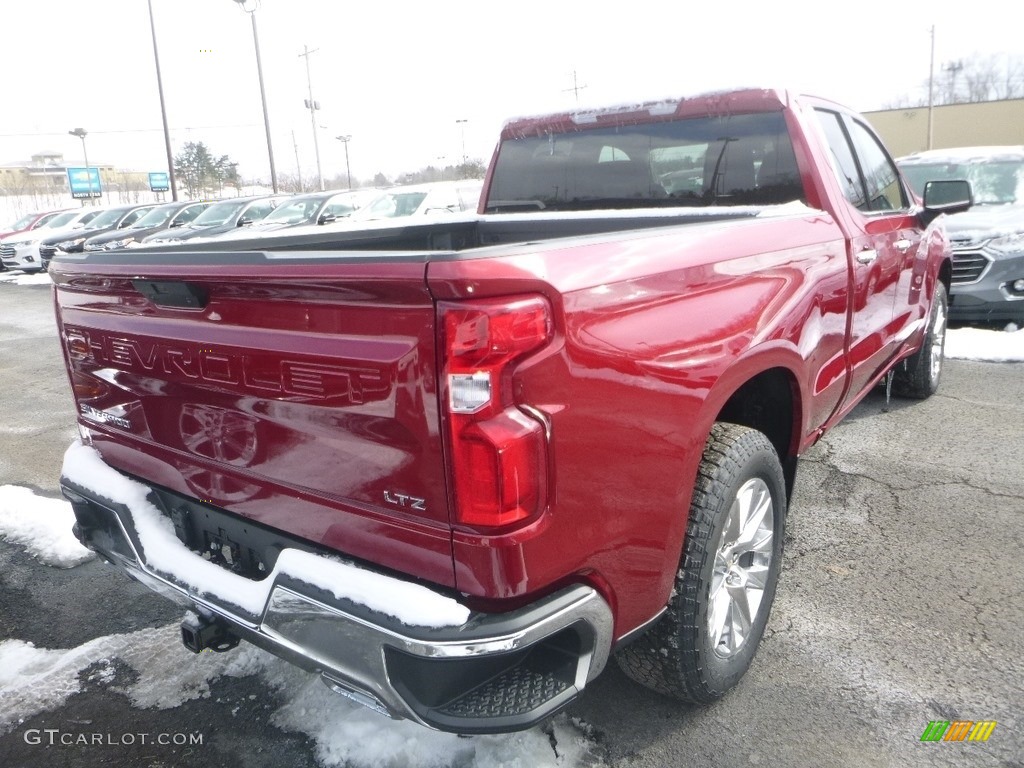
[893,282,947,399]
[617,422,786,704]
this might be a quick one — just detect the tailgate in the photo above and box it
[52,251,455,587]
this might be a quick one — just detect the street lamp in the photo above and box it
[231,0,279,193]
[68,128,94,204]
[335,135,351,190]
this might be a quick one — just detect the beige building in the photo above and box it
[863,99,1024,158]
[0,151,118,193]
[0,152,161,210]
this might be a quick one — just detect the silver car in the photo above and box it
[898,146,1024,324]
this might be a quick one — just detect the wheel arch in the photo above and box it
[697,349,806,500]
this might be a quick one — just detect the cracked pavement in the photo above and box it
[2,281,1022,767]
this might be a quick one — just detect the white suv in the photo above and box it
[0,208,104,272]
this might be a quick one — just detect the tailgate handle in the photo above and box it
[133,280,208,309]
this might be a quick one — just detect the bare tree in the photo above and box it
[1000,56,1024,99]
[884,53,1024,108]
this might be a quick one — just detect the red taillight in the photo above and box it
[440,296,552,528]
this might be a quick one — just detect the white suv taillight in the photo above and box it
[439,295,553,528]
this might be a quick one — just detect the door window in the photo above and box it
[814,109,908,214]
[814,110,865,209]
[845,120,907,212]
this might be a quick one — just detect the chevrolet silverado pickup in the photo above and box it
[51,88,970,734]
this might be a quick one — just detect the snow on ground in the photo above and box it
[946,324,1024,362]
[0,485,94,567]
[0,270,51,286]
[0,623,598,767]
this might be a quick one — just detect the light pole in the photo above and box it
[455,119,468,165]
[232,0,279,193]
[68,128,94,204]
[335,135,351,189]
[147,0,179,200]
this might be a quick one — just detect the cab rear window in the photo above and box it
[486,111,804,212]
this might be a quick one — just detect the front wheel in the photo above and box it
[893,282,947,399]
[617,422,787,703]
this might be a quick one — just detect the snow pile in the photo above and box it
[61,440,470,627]
[0,624,269,734]
[0,270,51,286]
[0,485,95,567]
[0,624,599,767]
[946,325,1024,362]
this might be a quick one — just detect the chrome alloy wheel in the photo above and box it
[708,477,774,657]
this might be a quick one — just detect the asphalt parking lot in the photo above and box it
[1,276,1022,768]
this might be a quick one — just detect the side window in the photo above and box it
[325,197,357,217]
[175,205,204,225]
[244,201,274,221]
[814,110,866,210]
[121,209,148,227]
[845,120,907,212]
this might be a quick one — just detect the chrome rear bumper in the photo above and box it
[61,476,613,733]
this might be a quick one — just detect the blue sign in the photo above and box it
[149,172,170,193]
[67,167,102,199]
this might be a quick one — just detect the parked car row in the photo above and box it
[1,180,485,273]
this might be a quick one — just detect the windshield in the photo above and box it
[259,198,322,225]
[191,201,246,226]
[43,211,79,228]
[82,208,128,229]
[900,160,1024,205]
[132,206,176,228]
[8,213,39,230]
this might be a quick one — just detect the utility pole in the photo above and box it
[299,45,324,191]
[563,70,588,105]
[335,135,351,189]
[291,130,303,192]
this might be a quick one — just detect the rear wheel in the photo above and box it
[893,282,947,399]
[617,423,787,703]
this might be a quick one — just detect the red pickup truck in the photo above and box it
[53,88,970,733]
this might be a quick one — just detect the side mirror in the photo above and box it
[169,219,185,228]
[921,179,972,224]
[237,217,252,227]
[318,213,337,225]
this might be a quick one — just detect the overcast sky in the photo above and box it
[2,0,1020,186]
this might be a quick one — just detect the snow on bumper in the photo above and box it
[59,441,613,733]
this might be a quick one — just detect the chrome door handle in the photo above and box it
[857,247,878,265]
[895,238,912,252]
